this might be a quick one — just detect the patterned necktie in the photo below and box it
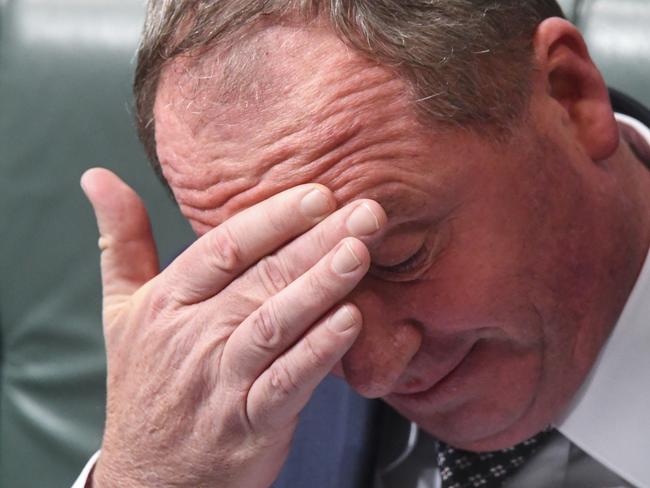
[436,429,555,488]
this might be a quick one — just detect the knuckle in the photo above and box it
[209,226,244,273]
[250,302,284,350]
[136,278,174,323]
[312,226,331,256]
[255,255,291,296]
[146,287,172,322]
[265,205,290,235]
[269,359,300,398]
[303,334,330,370]
[304,271,335,304]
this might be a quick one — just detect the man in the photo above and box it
[74,1,650,486]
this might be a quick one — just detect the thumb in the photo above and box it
[81,168,160,311]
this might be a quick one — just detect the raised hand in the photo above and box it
[81,168,386,488]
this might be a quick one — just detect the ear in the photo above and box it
[532,18,619,161]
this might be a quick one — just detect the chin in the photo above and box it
[387,400,529,451]
[384,380,550,452]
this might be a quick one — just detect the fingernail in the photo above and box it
[300,188,332,219]
[332,242,362,274]
[329,305,359,332]
[346,203,381,237]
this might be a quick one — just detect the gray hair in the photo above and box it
[134,1,565,182]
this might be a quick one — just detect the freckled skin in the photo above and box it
[154,26,650,450]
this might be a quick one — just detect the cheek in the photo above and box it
[402,267,543,348]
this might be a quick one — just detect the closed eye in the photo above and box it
[372,243,429,276]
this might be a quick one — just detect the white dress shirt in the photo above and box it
[72,450,99,488]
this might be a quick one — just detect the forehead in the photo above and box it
[154,25,460,234]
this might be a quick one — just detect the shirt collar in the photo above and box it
[555,113,650,488]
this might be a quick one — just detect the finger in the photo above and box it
[232,200,387,303]
[222,237,369,389]
[246,302,362,431]
[163,184,336,304]
[81,168,159,310]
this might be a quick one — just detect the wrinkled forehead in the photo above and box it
[153,26,454,234]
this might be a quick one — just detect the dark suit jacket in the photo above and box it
[271,90,650,488]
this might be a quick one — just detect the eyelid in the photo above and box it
[374,243,429,274]
[370,223,450,281]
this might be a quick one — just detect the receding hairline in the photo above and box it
[153,22,419,142]
[152,28,432,220]
[135,1,566,187]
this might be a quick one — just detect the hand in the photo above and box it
[81,168,386,488]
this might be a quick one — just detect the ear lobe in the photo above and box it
[534,18,619,161]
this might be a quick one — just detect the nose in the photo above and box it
[341,315,423,398]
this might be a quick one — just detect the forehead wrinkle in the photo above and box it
[309,67,410,126]
[169,92,433,229]
[157,38,394,193]
[193,80,415,222]
[254,69,419,183]
[324,162,435,219]
[169,113,362,221]
[156,25,449,232]
[161,139,246,192]
[248,63,409,166]
[177,126,431,230]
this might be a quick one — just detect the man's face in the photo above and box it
[153,27,622,450]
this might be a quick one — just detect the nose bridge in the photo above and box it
[341,290,423,398]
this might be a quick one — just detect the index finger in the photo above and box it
[163,184,335,304]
